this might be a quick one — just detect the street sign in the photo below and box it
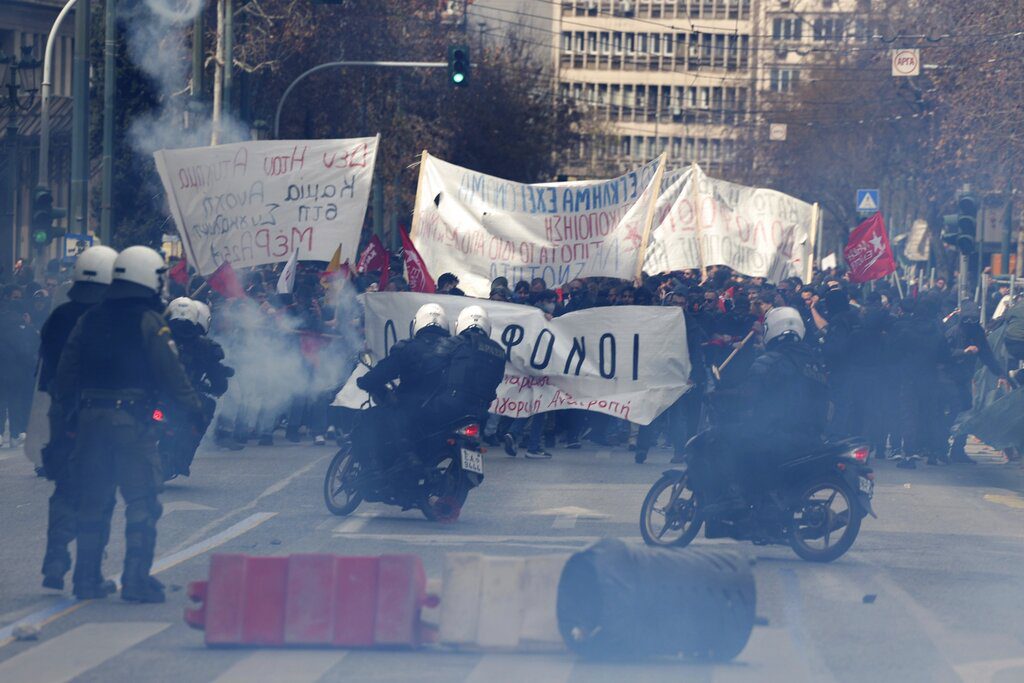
[856,189,880,214]
[769,123,788,141]
[64,232,93,259]
[891,49,920,77]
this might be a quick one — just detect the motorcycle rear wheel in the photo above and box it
[788,478,862,562]
[323,446,364,516]
[420,457,468,523]
[640,472,703,547]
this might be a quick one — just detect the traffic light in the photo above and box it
[448,45,469,87]
[30,188,66,248]
[941,190,978,254]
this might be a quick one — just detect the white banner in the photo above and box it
[154,137,379,276]
[644,164,813,282]
[335,292,691,425]
[410,153,666,298]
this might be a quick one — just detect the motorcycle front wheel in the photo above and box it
[788,478,862,562]
[323,446,364,516]
[420,456,468,523]
[640,472,703,547]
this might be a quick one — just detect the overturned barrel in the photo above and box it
[556,538,755,661]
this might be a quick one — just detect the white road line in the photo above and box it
[464,654,573,683]
[0,512,276,648]
[212,651,347,683]
[955,657,1024,683]
[712,627,829,683]
[332,531,603,548]
[552,515,577,529]
[0,621,169,683]
[162,501,216,515]
[333,513,375,534]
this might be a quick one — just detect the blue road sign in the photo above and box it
[856,189,880,214]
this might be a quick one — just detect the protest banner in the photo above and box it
[410,152,666,298]
[154,136,379,276]
[334,292,691,425]
[644,164,814,282]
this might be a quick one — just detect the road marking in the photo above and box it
[163,501,216,514]
[552,515,577,529]
[0,512,276,649]
[333,513,374,534]
[0,621,169,683]
[332,531,602,549]
[464,654,573,683]
[955,657,1024,683]
[212,651,347,683]
[983,493,1024,509]
[168,454,326,555]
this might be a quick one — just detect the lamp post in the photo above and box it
[0,45,42,277]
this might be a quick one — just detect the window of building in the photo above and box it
[562,32,572,53]
[625,33,635,53]
[600,32,610,53]
[613,32,623,53]
[587,32,597,53]
[671,137,682,158]
[813,18,844,41]
[772,18,802,41]
[769,67,800,92]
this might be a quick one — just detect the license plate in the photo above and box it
[461,448,484,475]
[858,476,873,495]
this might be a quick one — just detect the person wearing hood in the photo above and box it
[37,246,119,592]
[942,300,1006,464]
[53,246,204,603]
[814,283,862,437]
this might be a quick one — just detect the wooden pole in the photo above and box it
[635,152,667,281]
[690,162,706,280]
[807,202,820,284]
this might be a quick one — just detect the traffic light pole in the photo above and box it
[272,61,446,139]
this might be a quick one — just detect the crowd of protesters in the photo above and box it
[6,246,1022,474]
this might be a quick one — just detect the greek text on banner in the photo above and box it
[154,136,379,276]
[410,153,666,298]
[334,292,692,425]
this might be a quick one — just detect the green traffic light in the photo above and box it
[32,229,49,246]
[452,72,465,84]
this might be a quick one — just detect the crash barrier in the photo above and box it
[438,553,567,651]
[185,553,436,647]
[556,538,755,661]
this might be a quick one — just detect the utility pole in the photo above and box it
[210,0,224,145]
[100,0,116,244]
[189,4,203,129]
[69,0,90,235]
[223,0,233,118]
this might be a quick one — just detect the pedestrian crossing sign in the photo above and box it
[856,189,880,214]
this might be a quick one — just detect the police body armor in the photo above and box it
[76,299,161,408]
[439,332,506,414]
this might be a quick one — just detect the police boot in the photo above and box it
[72,545,113,600]
[121,556,165,603]
[41,547,71,591]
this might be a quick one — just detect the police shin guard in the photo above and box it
[121,518,164,604]
[72,524,115,600]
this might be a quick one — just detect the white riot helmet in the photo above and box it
[412,303,449,335]
[455,305,491,336]
[763,306,805,346]
[193,300,212,334]
[73,245,118,285]
[166,297,199,325]
[112,246,167,294]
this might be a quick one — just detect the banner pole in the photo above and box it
[635,153,667,282]
[408,147,428,240]
[690,162,706,280]
[807,202,820,284]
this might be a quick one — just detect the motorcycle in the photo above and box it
[639,431,876,562]
[323,354,485,522]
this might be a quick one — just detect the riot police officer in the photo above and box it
[53,246,204,602]
[433,305,506,425]
[38,245,118,591]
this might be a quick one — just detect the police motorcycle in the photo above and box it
[323,351,485,522]
[639,307,876,563]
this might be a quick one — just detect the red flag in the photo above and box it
[399,226,435,293]
[377,250,391,291]
[356,235,388,274]
[169,258,189,286]
[843,213,896,284]
[207,261,246,299]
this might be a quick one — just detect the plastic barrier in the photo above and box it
[438,553,568,651]
[556,538,755,661]
[185,553,437,647]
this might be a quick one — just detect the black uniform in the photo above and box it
[37,282,107,589]
[942,303,1002,461]
[433,328,506,426]
[709,337,829,496]
[163,320,233,477]
[53,283,203,600]
[356,326,451,459]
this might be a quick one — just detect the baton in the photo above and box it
[712,330,756,381]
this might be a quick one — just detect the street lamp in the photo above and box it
[1,44,43,277]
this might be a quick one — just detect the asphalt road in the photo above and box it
[0,435,1022,683]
